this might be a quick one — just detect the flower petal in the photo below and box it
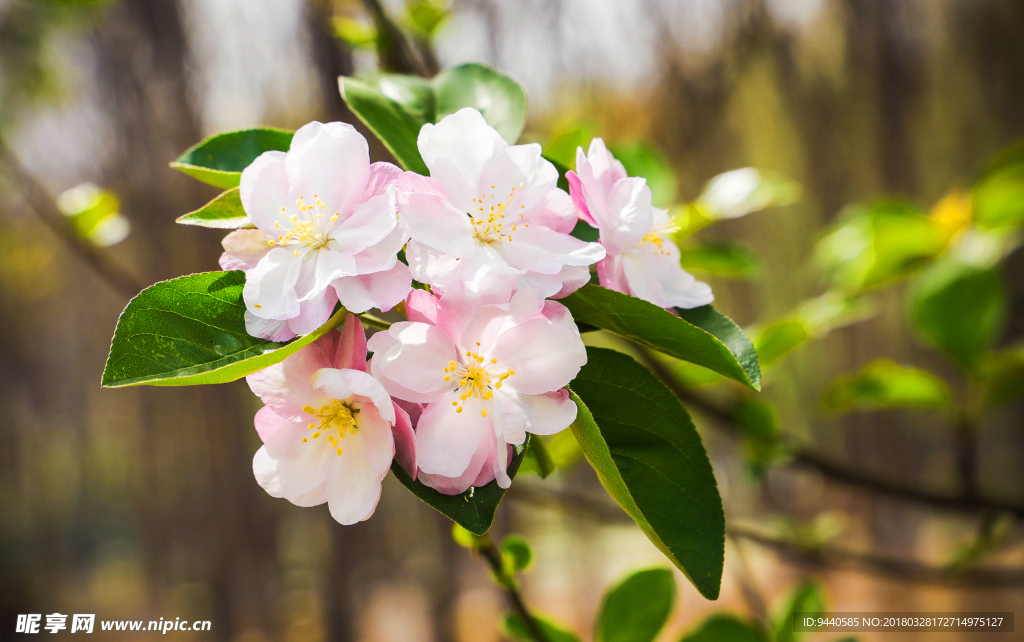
[332,261,412,314]
[399,190,478,258]
[286,121,370,217]
[335,313,368,372]
[331,189,397,256]
[324,407,393,525]
[239,151,290,237]
[498,225,605,274]
[368,322,456,402]
[220,228,272,272]
[600,177,654,255]
[362,161,403,201]
[392,401,417,479]
[417,107,506,211]
[415,392,490,477]
[310,368,396,424]
[491,318,587,395]
[286,288,338,337]
[513,388,577,436]
[244,312,296,342]
[417,427,496,495]
[247,333,338,420]
[243,247,302,319]
[405,289,440,325]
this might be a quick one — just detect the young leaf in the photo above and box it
[773,581,826,642]
[340,63,527,174]
[339,75,433,175]
[170,128,294,189]
[102,272,344,387]
[909,258,1005,368]
[561,284,760,390]
[678,243,763,279]
[569,348,725,600]
[973,143,1024,229]
[823,360,951,413]
[176,188,252,228]
[519,436,556,478]
[503,613,583,642]
[596,568,676,642]
[389,439,528,536]
[755,319,811,367]
[500,534,534,572]
[433,63,528,144]
[679,615,768,642]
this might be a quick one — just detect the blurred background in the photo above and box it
[1,0,1023,640]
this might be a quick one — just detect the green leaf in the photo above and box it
[909,258,1005,368]
[609,143,677,207]
[678,243,763,279]
[503,613,583,642]
[544,125,594,169]
[815,201,949,290]
[978,346,1024,407]
[339,74,433,175]
[696,167,800,220]
[596,568,676,642]
[176,188,252,228]
[332,16,378,49]
[500,534,534,572]
[405,0,449,37]
[679,615,768,642]
[451,524,486,548]
[823,360,951,413]
[171,128,294,189]
[434,64,527,145]
[340,63,527,174]
[102,272,345,388]
[973,143,1024,228]
[755,320,811,367]
[773,581,826,642]
[562,284,760,391]
[390,438,528,536]
[570,348,725,599]
[519,436,556,478]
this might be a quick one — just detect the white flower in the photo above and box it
[568,138,713,309]
[221,121,412,341]
[396,108,605,300]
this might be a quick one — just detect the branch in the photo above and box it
[635,350,1024,518]
[510,484,1024,588]
[476,540,550,642]
[0,136,145,299]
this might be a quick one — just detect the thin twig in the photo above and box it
[509,484,1024,588]
[635,349,1024,518]
[476,541,550,642]
[0,136,145,299]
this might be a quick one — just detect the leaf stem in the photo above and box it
[356,312,392,330]
[475,540,550,642]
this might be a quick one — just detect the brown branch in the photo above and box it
[476,540,550,642]
[635,350,1024,519]
[0,136,145,299]
[510,484,1024,588]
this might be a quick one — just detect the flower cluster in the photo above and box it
[230,109,712,523]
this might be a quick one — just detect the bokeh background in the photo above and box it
[1,0,1023,640]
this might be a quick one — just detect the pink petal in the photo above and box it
[417,428,496,495]
[596,256,630,295]
[415,393,491,478]
[310,368,396,424]
[491,319,587,395]
[405,289,440,325]
[392,401,417,479]
[219,228,272,272]
[362,162,403,200]
[330,190,397,256]
[498,225,606,274]
[513,389,578,436]
[374,322,456,398]
[335,313,368,372]
[242,247,303,320]
[286,288,339,336]
[332,261,412,314]
[566,170,597,227]
[417,108,507,211]
[399,191,478,258]
[247,331,339,420]
[244,312,296,342]
[352,225,407,274]
[323,407,393,525]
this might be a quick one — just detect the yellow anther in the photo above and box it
[456,407,463,413]
[336,448,343,456]
[480,409,488,417]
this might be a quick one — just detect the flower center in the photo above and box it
[301,399,358,456]
[641,218,681,256]
[469,183,527,244]
[268,194,340,256]
[442,347,514,417]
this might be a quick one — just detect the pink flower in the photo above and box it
[568,138,714,309]
[367,287,584,494]
[221,121,412,342]
[396,108,605,301]
[246,315,416,525]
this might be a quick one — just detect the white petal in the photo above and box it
[239,151,290,237]
[286,121,370,217]
[310,368,396,424]
[415,393,491,477]
[333,261,412,314]
[220,229,273,272]
[491,319,587,395]
[399,191,478,258]
[242,247,302,320]
[417,107,507,211]
[498,225,605,274]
